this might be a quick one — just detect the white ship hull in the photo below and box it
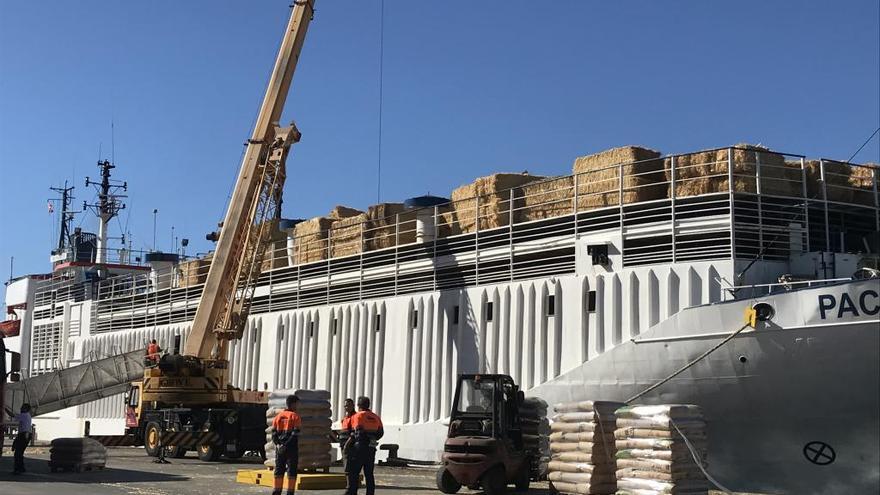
[63,273,878,494]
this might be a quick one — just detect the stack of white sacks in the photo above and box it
[264,389,333,470]
[613,405,708,495]
[547,401,624,495]
[519,397,551,477]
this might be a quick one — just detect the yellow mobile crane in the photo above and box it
[123,1,316,461]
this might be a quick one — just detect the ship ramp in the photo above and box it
[3,350,144,417]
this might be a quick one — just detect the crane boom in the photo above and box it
[184,0,315,359]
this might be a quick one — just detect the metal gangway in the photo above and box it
[3,349,144,417]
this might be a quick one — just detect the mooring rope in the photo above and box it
[626,322,751,404]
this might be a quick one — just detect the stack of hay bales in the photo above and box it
[178,254,212,288]
[292,217,334,265]
[614,404,708,495]
[330,212,368,258]
[450,173,544,233]
[420,203,460,238]
[667,144,799,198]
[437,208,464,238]
[292,206,362,265]
[573,146,665,210]
[264,389,333,471]
[803,160,878,205]
[519,397,551,478]
[547,400,623,495]
[364,203,416,251]
[48,437,107,472]
[852,164,879,206]
[803,160,852,203]
[518,176,574,222]
[260,221,291,272]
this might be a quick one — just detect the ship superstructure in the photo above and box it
[4,145,879,493]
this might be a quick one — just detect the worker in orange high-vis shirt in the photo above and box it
[337,399,356,489]
[145,339,160,364]
[343,396,383,495]
[271,395,302,495]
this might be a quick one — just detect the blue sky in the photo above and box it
[1,0,878,281]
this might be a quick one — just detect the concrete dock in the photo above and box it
[0,446,552,495]
[0,446,783,495]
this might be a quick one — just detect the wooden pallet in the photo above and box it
[236,469,358,490]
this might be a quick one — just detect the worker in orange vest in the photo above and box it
[271,395,302,495]
[337,398,356,489]
[146,339,161,364]
[343,396,383,495]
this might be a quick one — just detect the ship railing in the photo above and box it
[727,276,854,297]
[270,147,875,266]
[172,147,875,279]
[80,147,879,328]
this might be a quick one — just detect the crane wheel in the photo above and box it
[197,443,222,462]
[166,445,187,458]
[144,422,162,457]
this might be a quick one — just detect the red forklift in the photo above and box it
[437,374,538,495]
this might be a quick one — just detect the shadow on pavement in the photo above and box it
[377,486,440,492]
[0,455,189,484]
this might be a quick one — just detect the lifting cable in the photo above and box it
[376,0,385,203]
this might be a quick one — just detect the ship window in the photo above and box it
[412,310,419,329]
[547,295,557,316]
[332,319,338,335]
[486,302,494,322]
[453,306,460,325]
[309,321,315,337]
[587,291,597,312]
[374,313,381,332]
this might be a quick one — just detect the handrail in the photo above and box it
[31,146,879,308]
[727,277,852,293]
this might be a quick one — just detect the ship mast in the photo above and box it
[49,181,75,254]
[84,160,127,264]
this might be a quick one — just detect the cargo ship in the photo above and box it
[3,145,879,493]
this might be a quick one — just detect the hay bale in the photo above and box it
[292,217,334,265]
[328,205,363,220]
[364,203,417,250]
[803,160,853,203]
[429,204,460,238]
[178,254,212,287]
[451,173,544,233]
[519,176,574,222]
[851,163,878,207]
[329,213,368,258]
[260,221,290,271]
[437,210,463,238]
[667,144,798,198]
[573,146,665,210]
[261,238,289,271]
